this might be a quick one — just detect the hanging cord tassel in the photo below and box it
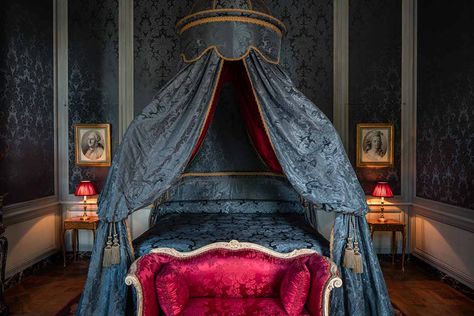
[352,217,364,274]
[343,216,355,269]
[103,223,113,267]
[111,221,121,265]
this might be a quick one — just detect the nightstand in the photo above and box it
[62,216,99,267]
[368,219,406,271]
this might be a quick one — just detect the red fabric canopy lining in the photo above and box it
[189,60,283,174]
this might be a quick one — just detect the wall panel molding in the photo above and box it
[57,0,69,201]
[413,197,474,233]
[119,0,134,141]
[333,0,349,150]
[401,0,417,201]
[3,196,59,226]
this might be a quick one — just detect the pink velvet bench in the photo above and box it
[125,240,342,316]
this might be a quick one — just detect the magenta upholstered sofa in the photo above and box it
[125,240,342,316]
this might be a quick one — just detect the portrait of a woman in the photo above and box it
[357,123,394,167]
[363,130,387,161]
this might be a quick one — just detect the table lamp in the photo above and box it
[372,182,393,222]
[74,181,97,221]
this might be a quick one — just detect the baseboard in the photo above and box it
[413,247,474,289]
[5,247,59,279]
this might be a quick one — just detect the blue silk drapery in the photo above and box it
[77,51,223,315]
[244,50,392,315]
[77,48,392,316]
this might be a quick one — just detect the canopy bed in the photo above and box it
[77,0,393,315]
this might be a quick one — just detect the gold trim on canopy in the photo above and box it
[179,16,283,37]
[177,8,286,32]
[196,60,224,147]
[242,58,280,162]
[182,46,280,65]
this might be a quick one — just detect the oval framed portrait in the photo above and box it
[75,123,111,167]
[356,123,394,168]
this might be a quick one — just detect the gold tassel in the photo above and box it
[343,236,355,269]
[111,222,121,265]
[352,241,364,274]
[103,223,113,267]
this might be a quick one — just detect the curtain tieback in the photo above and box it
[343,215,364,274]
[103,221,121,267]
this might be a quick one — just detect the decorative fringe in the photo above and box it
[343,236,355,269]
[352,241,364,274]
[125,219,135,258]
[111,222,121,265]
[103,223,113,267]
[329,226,334,260]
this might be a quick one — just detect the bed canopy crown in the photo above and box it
[177,0,286,63]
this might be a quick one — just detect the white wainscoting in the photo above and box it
[412,197,474,289]
[3,197,61,278]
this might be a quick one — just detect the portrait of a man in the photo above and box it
[75,124,111,166]
[356,123,394,167]
[82,131,105,160]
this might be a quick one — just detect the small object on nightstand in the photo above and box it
[368,219,406,271]
[371,182,394,222]
[74,181,97,221]
[62,216,99,267]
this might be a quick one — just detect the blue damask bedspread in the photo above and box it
[133,212,329,257]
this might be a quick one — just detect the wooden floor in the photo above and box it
[381,258,474,316]
[5,259,88,316]
[4,256,474,316]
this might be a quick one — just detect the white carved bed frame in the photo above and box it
[125,240,342,316]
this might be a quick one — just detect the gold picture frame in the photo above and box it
[75,124,111,167]
[356,123,394,168]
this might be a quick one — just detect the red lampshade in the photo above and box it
[74,181,97,197]
[372,182,394,198]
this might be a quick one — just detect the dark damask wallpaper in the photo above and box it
[268,0,333,120]
[417,0,474,209]
[68,0,119,194]
[134,0,333,119]
[0,0,54,205]
[348,0,402,195]
[134,0,195,115]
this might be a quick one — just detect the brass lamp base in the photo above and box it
[378,204,386,222]
[80,205,89,221]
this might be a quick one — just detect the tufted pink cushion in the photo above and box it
[155,265,190,316]
[280,259,311,316]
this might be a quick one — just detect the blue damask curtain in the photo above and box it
[77,48,392,316]
[77,51,223,315]
[245,50,393,316]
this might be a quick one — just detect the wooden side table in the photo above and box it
[63,216,99,267]
[368,219,406,271]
